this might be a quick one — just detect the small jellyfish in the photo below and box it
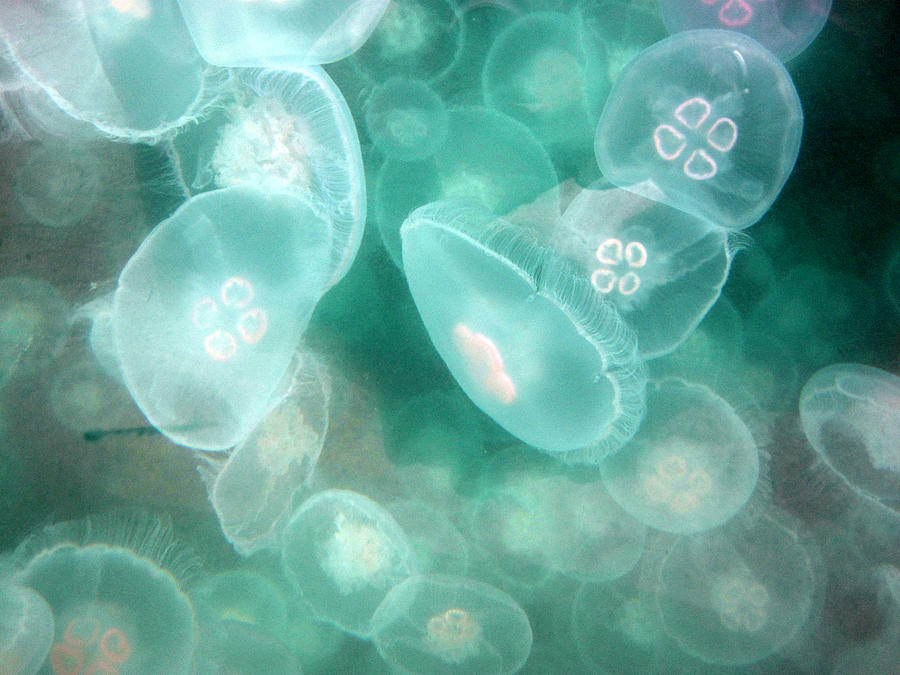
[0,580,54,675]
[175,0,389,67]
[167,67,365,288]
[201,352,331,555]
[192,569,288,640]
[799,363,900,516]
[0,277,68,390]
[550,183,734,358]
[600,378,759,533]
[280,489,418,637]
[401,200,645,462]
[364,77,448,162]
[648,512,819,665]
[13,141,103,228]
[595,29,803,229]
[112,186,333,450]
[660,0,833,61]
[371,574,532,675]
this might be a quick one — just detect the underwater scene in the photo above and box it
[0,0,898,673]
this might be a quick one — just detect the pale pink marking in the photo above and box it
[707,117,738,152]
[596,238,624,265]
[452,323,516,404]
[191,297,218,329]
[625,241,648,268]
[674,97,712,129]
[718,0,755,28]
[220,277,254,308]
[653,125,687,161]
[237,308,269,344]
[591,268,617,294]
[684,149,719,180]
[205,329,237,362]
[618,272,641,295]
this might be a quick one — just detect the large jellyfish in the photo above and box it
[549,183,734,358]
[600,378,759,533]
[646,512,820,665]
[401,200,646,462]
[595,29,803,229]
[201,351,331,555]
[371,574,532,675]
[112,186,333,450]
[0,579,53,675]
[280,489,418,637]
[167,67,365,288]
[799,363,900,516]
[176,0,389,67]
[0,0,215,141]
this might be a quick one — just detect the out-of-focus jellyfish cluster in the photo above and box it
[0,0,897,673]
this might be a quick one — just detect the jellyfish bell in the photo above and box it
[595,29,803,230]
[364,77,448,162]
[0,580,54,675]
[112,185,333,451]
[400,199,646,462]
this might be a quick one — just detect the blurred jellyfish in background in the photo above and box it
[595,29,803,229]
[387,500,471,577]
[799,363,900,517]
[833,564,900,674]
[0,576,53,675]
[112,186,333,450]
[176,0,390,67]
[281,489,418,637]
[0,0,216,141]
[200,351,331,555]
[549,183,735,358]
[168,67,366,288]
[660,0,833,62]
[371,574,532,675]
[376,107,560,268]
[600,378,759,534]
[0,277,68,391]
[364,77,449,162]
[401,199,645,461]
[644,511,821,666]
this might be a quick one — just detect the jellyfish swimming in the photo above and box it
[387,500,471,577]
[595,29,803,229]
[112,185,333,451]
[280,489,418,637]
[0,580,54,675]
[192,569,288,641]
[176,0,389,67]
[364,77,449,162]
[401,199,646,462]
[660,0,833,62]
[167,67,365,288]
[799,363,900,516]
[600,378,759,533]
[550,183,734,358]
[371,574,533,675]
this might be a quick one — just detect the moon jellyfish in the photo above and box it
[387,500,471,577]
[600,378,759,533]
[364,77,448,162]
[193,569,288,640]
[176,0,389,67]
[281,489,418,637]
[13,141,103,228]
[401,200,646,461]
[168,68,365,288]
[647,512,819,665]
[201,352,331,555]
[0,277,68,390]
[371,574,532,675]
[20,543,196,674]
[376,106,559,268]
[112,186,333,450]
[799,363,900,516]
[595,30,803,229]
[0,580,53,675]
[660,0,833,62]
[0,0,214,141]
[550,184,734,358]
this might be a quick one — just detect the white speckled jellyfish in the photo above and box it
[401,199,645,462]
[371,574,532,675]
[281,489,418,637]
[800,363,900,516]
[600,378,759,533]
[112,186,333,450]
[0,579,54,675]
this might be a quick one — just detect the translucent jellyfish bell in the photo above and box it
[595,29,803,229]
[364,77,448,162]
[600,378,759,533]
[0,581,54,675]
[176,0,390,67]
[799,363,900,516]
[112,186,333,450]
[280,489,418,637]
[660,0,833,61]
[401,200,646,462]
[371,574,532,675]
[550,184,734,358]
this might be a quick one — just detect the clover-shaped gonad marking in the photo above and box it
[654,97,738,180]
[591,238,648,296]
[192,276,269,362]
